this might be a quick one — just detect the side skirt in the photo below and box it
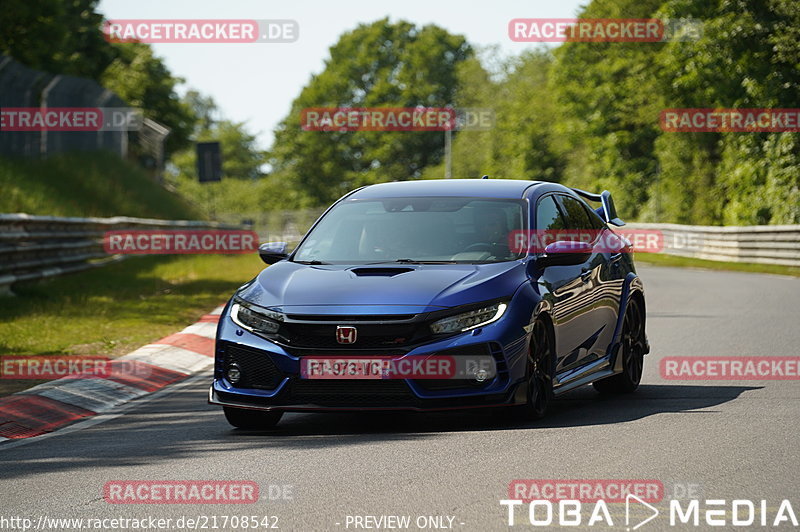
[552,351,617,396]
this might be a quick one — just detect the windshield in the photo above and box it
[293,197,527,264]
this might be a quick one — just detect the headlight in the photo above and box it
[230,302,282,334]
[430,302,508,334]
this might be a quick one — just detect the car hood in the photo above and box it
[236,261,526,315]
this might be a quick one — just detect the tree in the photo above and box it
[166,92,274,219]
[0,0,115,80]
[101,43,195,155]
[171,119,267,182]
[1,1,197,160]
[652,0,800,224]
[183,89,219,135]
[549,0,666,221]
[422,48,566,183]
[169,90,267,182]
[269,19,472,206]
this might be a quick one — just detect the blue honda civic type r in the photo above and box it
[209,179,649,428]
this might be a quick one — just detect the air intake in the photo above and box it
[351,267,414,277]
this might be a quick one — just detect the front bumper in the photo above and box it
[209,337,525,412]
[210,295,534,412]
[208,381,518,413]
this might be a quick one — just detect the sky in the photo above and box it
[97,0,586,150]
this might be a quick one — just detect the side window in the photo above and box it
[584,203,607,230]
[536,196,567,231]
[557,195,592,230]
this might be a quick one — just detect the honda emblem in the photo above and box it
[336,326,358,344]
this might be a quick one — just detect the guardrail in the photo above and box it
[627,223,800,267]
[2,214,797,296]
[0,213,244,295]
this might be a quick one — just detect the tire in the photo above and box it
[512,318,555,420]
[593,297,645,394]
[223,406,283,429]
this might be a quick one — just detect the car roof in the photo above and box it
[346,179,552,200]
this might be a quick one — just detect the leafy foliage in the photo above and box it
[268,19,472,206]
[4,4,797,225]
[1,2,196,156]
[166,93,282,222]
[434,0,799,224]
[0,0,115,79]
[100,44,195,155]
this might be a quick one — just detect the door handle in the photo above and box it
[580,268,592,282]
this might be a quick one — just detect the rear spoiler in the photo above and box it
[571,188,625,227]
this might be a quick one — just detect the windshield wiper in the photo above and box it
[293,260,331,265]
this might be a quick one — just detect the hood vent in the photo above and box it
[351,267,414,277]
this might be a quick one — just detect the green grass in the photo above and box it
[0,151,260,395]
[0,254,265,395]
[635,252,800,277]
[0,151,199,218]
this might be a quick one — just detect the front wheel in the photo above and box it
[593,297,645,394]
[512,318,555,420]
[223,406,283,429]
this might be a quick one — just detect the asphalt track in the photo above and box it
[1,265,798,531]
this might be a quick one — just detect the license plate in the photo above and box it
[300,358,389,380]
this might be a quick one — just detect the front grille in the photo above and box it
[283,379,418,407]
[224,345,284,390]
[284,314,415,321]
[276,320,431,350]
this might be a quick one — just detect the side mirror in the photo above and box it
[537,241,592,268]
[259,242,288,265]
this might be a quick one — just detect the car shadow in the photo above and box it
[233,383,761,438]
[0,383,760,480]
